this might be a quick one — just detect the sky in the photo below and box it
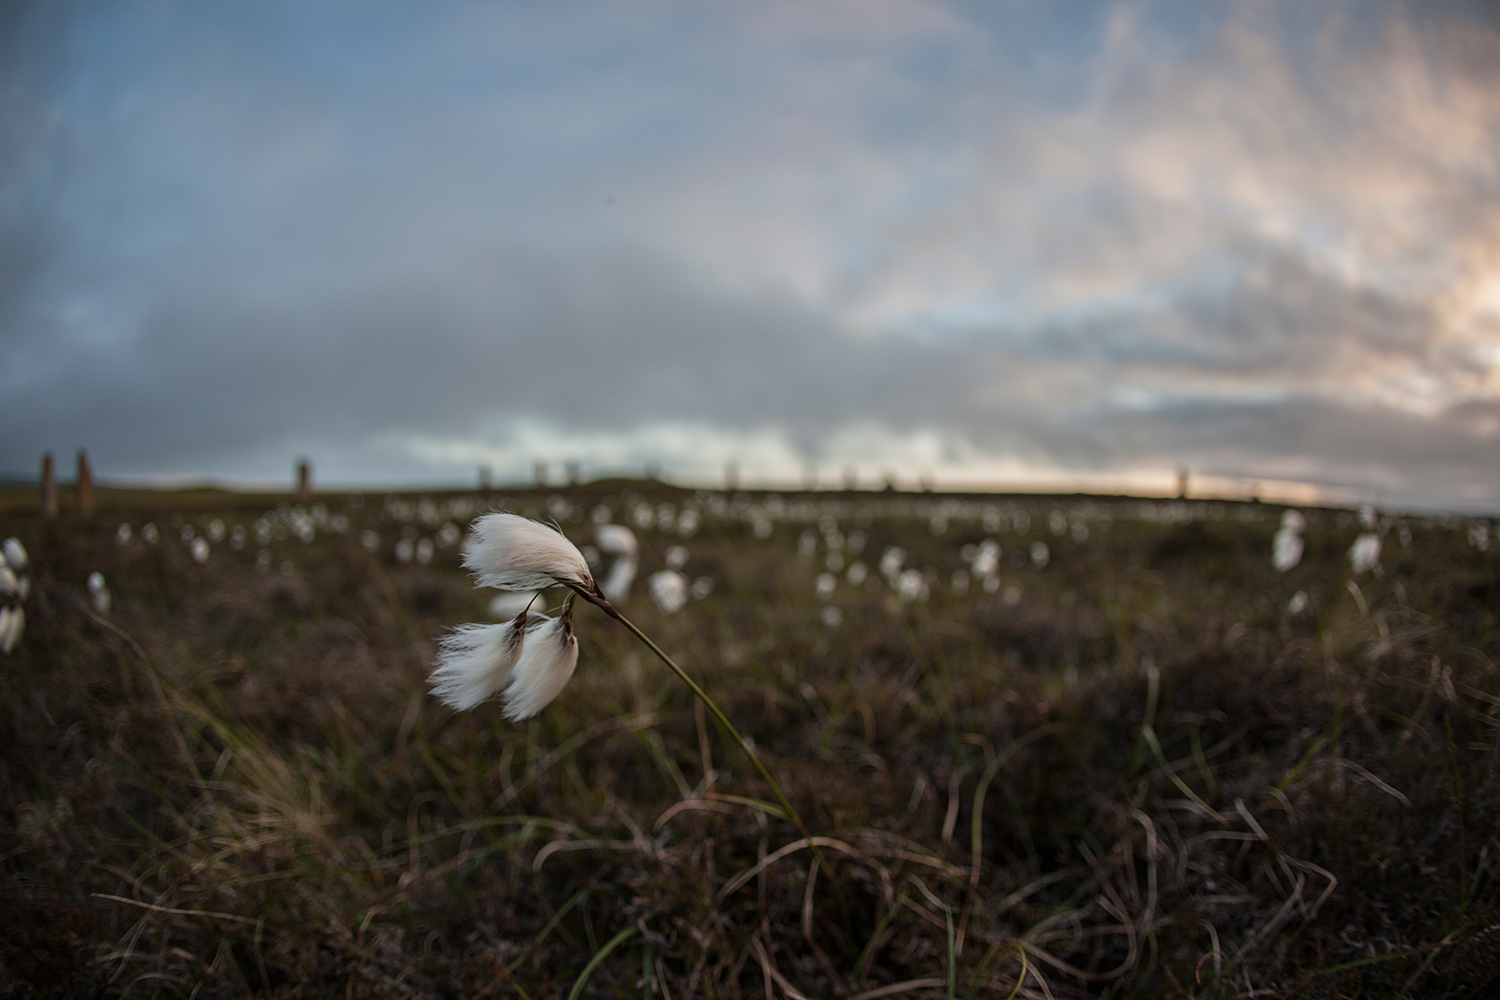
[2,0,1499,511]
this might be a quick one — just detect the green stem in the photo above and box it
[609,608,833,880]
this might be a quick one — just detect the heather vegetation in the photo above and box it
[1,482,1496,998]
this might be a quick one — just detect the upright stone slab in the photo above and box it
[77,449,95,517]
[40,452,57,518]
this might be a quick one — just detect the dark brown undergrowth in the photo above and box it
[1,485,1495,998]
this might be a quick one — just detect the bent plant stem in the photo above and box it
[607,606,833,880]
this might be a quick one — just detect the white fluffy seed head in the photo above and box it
[1272,528,1304,572]
[2,538,27,572]
[501,615,579,721]
[0,606,23,653]
[429,616,528,711]
[1349,532,1381,574]
[463,513,594,593]
[600,553,638,604]
[649,570,689,614]
[595,523,638,555]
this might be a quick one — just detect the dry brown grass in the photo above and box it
[1,484,1495,998]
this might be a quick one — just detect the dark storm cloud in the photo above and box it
[0,246,956,467]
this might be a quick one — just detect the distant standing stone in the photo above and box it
[77,449,95,517]
[40,452,57,518]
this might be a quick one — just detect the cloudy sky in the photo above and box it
[2,1,1499,510]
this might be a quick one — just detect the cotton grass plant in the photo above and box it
[430,511,820,846]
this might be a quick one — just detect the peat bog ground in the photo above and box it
[1,482,1496,998]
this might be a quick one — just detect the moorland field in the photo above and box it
[1,482,1496,998]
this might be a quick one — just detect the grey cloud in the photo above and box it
[2,0,1499,511]
[0,247,964,471]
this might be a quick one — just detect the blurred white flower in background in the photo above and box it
[690,576,714,601]
[437,522,461,547]
[951,569,970,595]
[895,568,929,604]
[141,523,159,544]
[207,519,226,542]
[360,530,380,552]
[394,538,415,563]
[1273,510,1305,572]
[1287,590,1309,615]
[815,572,838,602]
[648,570,689,614]
[596,524,640,604]
[116,524,132,545]
[416,538,435,565]
[230,524,247,550]
[1469,522,1490,552]
[0,607,22,653]
[1,538,30,653]
[846,561,868,586]
[190,537,210,564]
[256,550,272,573]
[798,530,818,559]
[1349,533,1382,575]
[971,539,1001,577]
[819,606,843,628]
[596,524,639,556]
[489,590,542,618]
[88,572,111,615]
[665,545,690,570]
[879,546,906,580]
[1030,541,1050,568]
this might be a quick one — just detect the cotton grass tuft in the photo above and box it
[500,614,579,720]
[1349,532,1381,574]
[464,513,594,593]
[0,607,22,653]
[1273,510,1305,572]
[431,513,604,718]
[87,572,111,616]
[430,614,530,711]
